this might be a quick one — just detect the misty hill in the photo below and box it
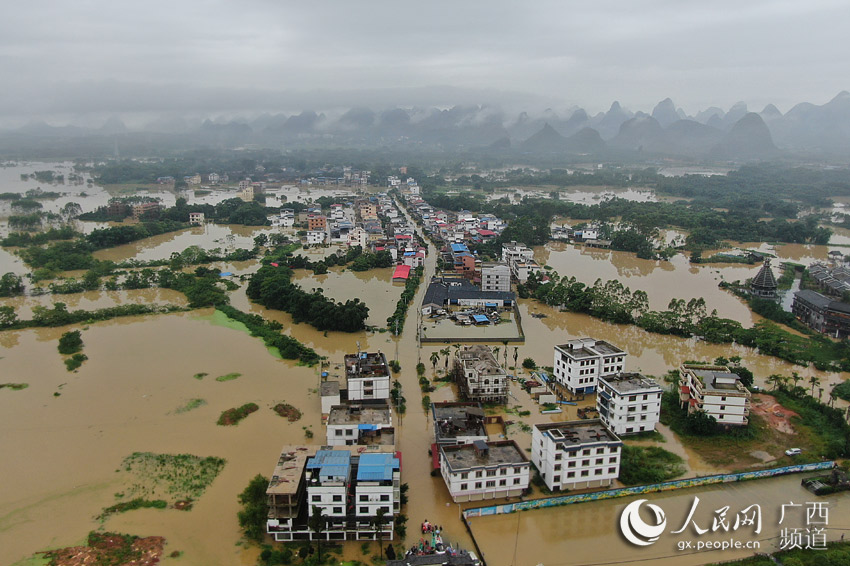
[591,101,633,140]
[2,91,850,161]
[710,113,777,160]
[519,124,605,154]
[651,98,681,128]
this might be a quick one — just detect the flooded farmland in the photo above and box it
[2,163,850,565]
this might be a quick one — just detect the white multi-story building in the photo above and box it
[553,338,626,395]
[480,262,511,292]
[500,241,540,283]
[188,212,205,225]
[345,352,391,402]
[679,364,751,426]
[439,440,530,502]
[453,345,508,403]
[532,420,622,491]
[306,230,327,245]
[597,373,663,435]
[510,259,542,283]
[354,453,402,517]
[307,450,351,522]
[348,227,369,249]
[326,404,394,446]
[267,446,400,542]
[270,209,295,228]
[501,241,534,266]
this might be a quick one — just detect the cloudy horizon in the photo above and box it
[2,0,849,127]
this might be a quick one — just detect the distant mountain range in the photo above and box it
[2,92,850,161]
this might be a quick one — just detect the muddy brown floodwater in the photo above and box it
[467,473,850,566]
[2,191,850,565]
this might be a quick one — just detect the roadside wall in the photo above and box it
[463,461,835,518]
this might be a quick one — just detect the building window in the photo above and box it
[383,506,391,514]
[380,495,389,502]
[333,507,342,514]
[596,448,604,454]
[312,495,321,502]
[332,495,342,502]
[554,464,562,471]
[609,457,617,463]
[580,471,589,477]
[514,467,523,474]
[364,381,373,387]
[567,460,575,468]
[581,460,590,466]
[360,507,368,514]
[595,468,603,475]
[595,458,603,465]
[475,471,482,478]
[475,482,482,489]
[500,468,507,475]
[460,483,467,490]
[461,472,468,479]
[335,429,343,436]
[486,470,496,477]
[567,472,575,478]
[513,478,522,485]
[609,467,617,473]
[499,479,507,486]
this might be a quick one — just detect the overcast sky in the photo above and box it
[1,0,849,126]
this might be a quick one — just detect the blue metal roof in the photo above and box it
[307,450,351,469]
[356,453,399,482]
[450,243,469,253]
[472,315,489,323]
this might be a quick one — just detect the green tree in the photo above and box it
[0,272,25,297]
[237,474,269,542]
[309,505,327,561]
[58,330,84,355]
[373,507,387,559]
[810,375,821,397]
[430,351,440,373]
[441,347,451,371]
[0,305,17,328]
[522,357,536,370]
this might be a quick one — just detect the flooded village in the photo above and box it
[1,161,850,566]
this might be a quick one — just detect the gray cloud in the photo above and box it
[1,0,848,125]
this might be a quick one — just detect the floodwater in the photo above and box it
[3,179,850,565]
[487,187,657,204]
[537,242,761,323]
[467,473,850,566]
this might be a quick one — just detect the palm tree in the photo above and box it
[809,375,821,397]
[441,347,451,371]
[373,507,387,559]
[513,346,519,369]
[309,505,326,561]
[792,372,803,390]
[492,346,501,364]
[430,351,440,373]
[767,374,782,391]
[829,390,837,408]
[818,387,824,401]
[502,340,509,367]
